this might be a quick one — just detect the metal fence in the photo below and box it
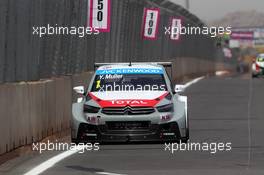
[0,0,216,83]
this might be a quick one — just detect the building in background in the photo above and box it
[229,27,264,49]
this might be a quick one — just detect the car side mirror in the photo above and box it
[174,84,185,94]
[73,86,85,95]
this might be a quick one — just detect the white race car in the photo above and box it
[252,54,264,78]
[71,62,189,143]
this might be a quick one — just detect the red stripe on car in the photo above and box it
[256,63,260,71]
[89,92,169,108]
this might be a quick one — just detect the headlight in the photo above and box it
[83,104,100,113]
[86,93,93,101]
[157,103,174,112]
[165,93,172,100]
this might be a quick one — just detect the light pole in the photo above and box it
[185,0,190,10]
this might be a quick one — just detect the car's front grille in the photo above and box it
[106,121,151,131]
[101,106,155,115]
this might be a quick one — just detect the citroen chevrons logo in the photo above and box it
[123,106,133,115]
[111,100,148,105]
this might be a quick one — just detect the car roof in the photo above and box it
[258,53,264,57]
[97,64,164,70]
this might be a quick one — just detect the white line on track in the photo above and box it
[183,76,204,89]
[23,76,205,175]
[24,145,85,175]
[96,172,127,175]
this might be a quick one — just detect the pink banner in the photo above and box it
[231,31,254,40]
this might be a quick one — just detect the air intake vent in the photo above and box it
[102,106,155,115]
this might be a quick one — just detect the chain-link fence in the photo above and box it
[0,0,216,83]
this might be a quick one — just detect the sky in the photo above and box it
[169,0,264,21]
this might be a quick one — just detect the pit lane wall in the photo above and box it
[0,72,91,155]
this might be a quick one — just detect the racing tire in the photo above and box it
[181,137,189,143]
[181,128,189,143]
[252,74,258,78]
[181,108,189,143]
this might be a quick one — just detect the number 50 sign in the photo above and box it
[89,0,111,32]
[142,8,160,40]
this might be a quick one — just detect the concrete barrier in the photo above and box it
[0,84,9,154]
[0,71,95,155]
[172,58,217,83]
[0,60,232,155]
[45,80,56,136]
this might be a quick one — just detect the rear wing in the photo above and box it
[94,62,172,69]
[94,62,173,81]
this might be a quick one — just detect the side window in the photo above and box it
[258,57,264,62]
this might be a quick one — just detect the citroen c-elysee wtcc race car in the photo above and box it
[252,54,264,78]
[71,62,189,143]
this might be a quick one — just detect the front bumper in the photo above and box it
[252,64,264,76]
[75,122,181,142]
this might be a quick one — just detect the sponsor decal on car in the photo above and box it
[160,114,172,121]
[99,74,123,80]
[98,99,157,107]
[86,116,99,124]
[111,100,148,105]
[96,68,163,75]
[89,92,168,107]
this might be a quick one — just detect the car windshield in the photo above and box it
[91,73,167,92]
[257,57,264,62]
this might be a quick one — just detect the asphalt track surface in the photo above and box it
[1,74,264,175]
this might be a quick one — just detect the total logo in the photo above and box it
[111,100,148,105]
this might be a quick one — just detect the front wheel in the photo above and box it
[252,74,258,78]
[181,127,189,143]
[181,137,189,143]
[182,107,189,143]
